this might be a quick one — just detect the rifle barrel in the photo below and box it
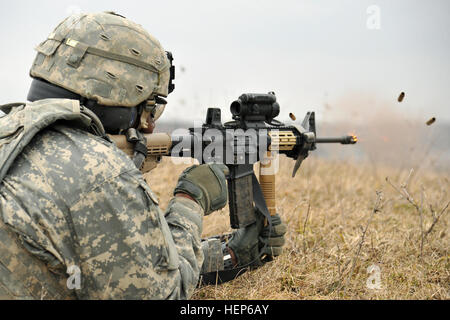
[316,135,357,145]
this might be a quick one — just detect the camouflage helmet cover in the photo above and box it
[30,12,171,108]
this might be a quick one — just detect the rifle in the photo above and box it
[111,92,357,230]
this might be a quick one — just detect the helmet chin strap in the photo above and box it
[138,99,155,131]
[138,96,168,130]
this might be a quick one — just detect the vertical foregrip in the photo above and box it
[259,152,277,217]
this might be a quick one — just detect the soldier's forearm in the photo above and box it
[163,196,205,298]
[175,192,198,206]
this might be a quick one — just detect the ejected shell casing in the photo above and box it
[398,92,405,102]
[426,117,436,126]
[289,113,296,121]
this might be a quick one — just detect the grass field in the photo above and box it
[146,155,449,300]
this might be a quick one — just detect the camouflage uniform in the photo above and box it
[0,101,205,300]
[0,12,239,300]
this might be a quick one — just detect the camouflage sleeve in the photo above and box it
[68,169,205,300]
[163,196,204,297]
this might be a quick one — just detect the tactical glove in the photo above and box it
[174,164,229,215]
[227,213,287,268]
[259,214,287,258]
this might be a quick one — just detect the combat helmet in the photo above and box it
[28,11,175,132]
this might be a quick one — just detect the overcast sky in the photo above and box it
[0,0,449,123]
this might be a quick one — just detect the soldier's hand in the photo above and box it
[174,164,229,215]
[227,213,287,268]
[259,214,287,259]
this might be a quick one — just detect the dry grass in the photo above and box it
[146,156,449,300]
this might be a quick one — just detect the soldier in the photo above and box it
[0,12,286,299]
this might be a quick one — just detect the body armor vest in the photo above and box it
[0,99,105,299]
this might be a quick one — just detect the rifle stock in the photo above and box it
[109,133,172,173]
